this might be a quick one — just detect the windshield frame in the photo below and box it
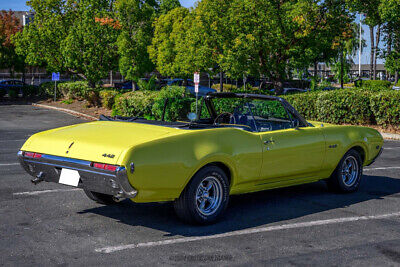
[203,92,310,131]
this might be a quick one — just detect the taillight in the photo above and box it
[92,162,118,172]
[24,152,42,158]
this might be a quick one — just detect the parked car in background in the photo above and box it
[270,88,306,95]
[0,79,38,98]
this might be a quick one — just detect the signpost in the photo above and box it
[52,72,60,102]
[194,72,200,117]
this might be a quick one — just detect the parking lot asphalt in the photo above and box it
[1,104,400,266]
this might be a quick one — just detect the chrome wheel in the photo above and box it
[341,155,359,187]
[195,176,223,216]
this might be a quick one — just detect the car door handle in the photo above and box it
[264,140,275,145]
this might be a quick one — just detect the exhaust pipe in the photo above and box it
[31,172,45,185]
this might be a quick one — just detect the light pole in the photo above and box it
[359,13,362,78]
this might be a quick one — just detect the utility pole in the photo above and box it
[359,13,362,78]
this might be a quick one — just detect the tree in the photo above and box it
[115,0,158,91]
[14,0,119,87]
[0,10,25,77]
[379,0,400,83]
[220,0,352,94]
[347,0,383,80]
[62,0,119,87]
[148,7,191,78]
[158,0,181,14]
[13,0,69,73]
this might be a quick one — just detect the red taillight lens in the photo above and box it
[92,162,118,172]
[25,152,42,158]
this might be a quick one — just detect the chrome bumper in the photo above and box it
[17,151,137,199]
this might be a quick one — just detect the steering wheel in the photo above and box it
[214,112,236,125]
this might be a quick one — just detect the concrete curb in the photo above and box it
[381,133,400,141]
[32,103,98,121]
[32,103,400,141]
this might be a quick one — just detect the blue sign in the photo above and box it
[52,72,60,81]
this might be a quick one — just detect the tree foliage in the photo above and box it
[0,10,24,74]
[115,0,157,89]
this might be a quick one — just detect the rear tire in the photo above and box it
[326,149,363,193]
[83,189,120,205]
[174,165,230,225]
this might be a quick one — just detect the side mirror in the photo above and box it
[187,112,197,122]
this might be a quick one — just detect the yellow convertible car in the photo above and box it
[18,93,383,224]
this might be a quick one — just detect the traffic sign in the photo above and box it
[195,84,199,93]
[194,72,200,84]
[52,72,60,81]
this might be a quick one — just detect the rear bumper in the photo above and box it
[17,151,137,199]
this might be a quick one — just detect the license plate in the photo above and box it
[59,168,80,187]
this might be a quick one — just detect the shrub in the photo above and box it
[211,83,238,92]
[113,90,158,117]
[22,85,39,98]
[137,76,158,91]
[369,91,400,126]
[361,80,392,91]
[315,90,373,124]
[39,81,62,98]
[58,81,91,100]
[284,92,319,121]
[8,89,18,99]
[152,86,194,121]
[99,89,119,109]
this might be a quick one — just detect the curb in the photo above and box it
[381,132,400,141]
[32,103,98,121]
[31,103,400,141]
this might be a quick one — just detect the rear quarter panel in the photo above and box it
[120,128,262,203]
[320,124,383,175]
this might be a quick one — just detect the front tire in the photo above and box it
[83,189,120,205]
[174,165,230,225]
[326,149,363,193]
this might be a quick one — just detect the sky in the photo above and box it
[0,0,383,64]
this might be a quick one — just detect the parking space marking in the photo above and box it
[13,188,82,196]
[365,167,400,171]
[0,139,25,143]
[0,163,20,166]
[95,212,400,254]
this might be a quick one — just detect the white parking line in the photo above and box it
[365,167,400,171]
[0,163,20,166]
[95,212,400,254]
[13,188,82,196]
[0,139,25,143]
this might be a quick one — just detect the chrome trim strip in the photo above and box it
[23,159,117,177]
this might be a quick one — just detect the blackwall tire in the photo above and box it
[174,165,230,225]
[326,149,363,193]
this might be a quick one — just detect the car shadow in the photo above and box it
[78,174,400,237]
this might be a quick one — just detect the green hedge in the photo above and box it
[360,80,392,91]
[285,89,400,126]
[99,89,119,109]
[369,91,400,126]
[113,90,158,118]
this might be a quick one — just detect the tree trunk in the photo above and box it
[314,61,318,78]
[340,47,344,89]
[387,33,392,80]
[370,26,375,79]
[219,71,223,92]
[132,81,137,91]
[374,25,381,80]
[395,71,399,85]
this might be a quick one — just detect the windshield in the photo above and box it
[209,97,297,132]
